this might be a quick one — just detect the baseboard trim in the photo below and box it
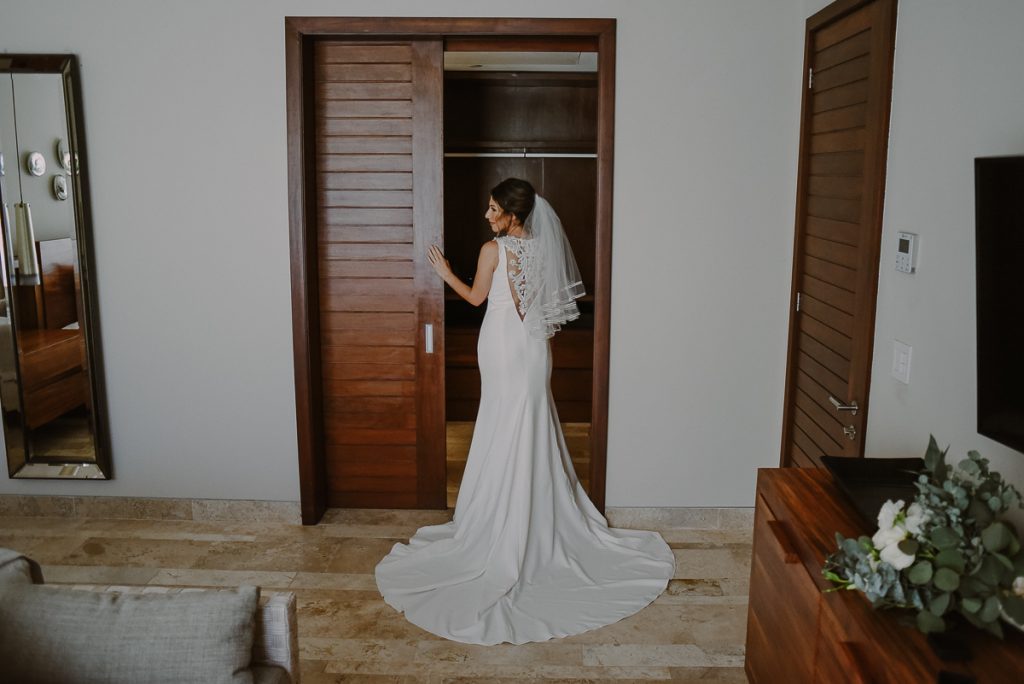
[605,507,754,530]
[0,495,302,524]
[0,495,753,529]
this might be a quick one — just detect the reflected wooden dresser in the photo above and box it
[745,468,1024,683]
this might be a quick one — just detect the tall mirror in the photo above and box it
[0,54,109,479]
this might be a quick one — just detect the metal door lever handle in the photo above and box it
[829,396,859,415]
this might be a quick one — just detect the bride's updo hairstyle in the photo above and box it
[491,178,536,231]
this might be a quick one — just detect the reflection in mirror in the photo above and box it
[0,55,109,479]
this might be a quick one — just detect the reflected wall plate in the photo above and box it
[53,174,67,200]
[27,151,46,176]
[57,138,71,171]
[0,151,5,176]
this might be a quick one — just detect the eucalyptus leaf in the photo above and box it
[841,537,863,556]
[961,597,982,613]
[993,552,1014,571]
[981,522,1012,552]
[898,539,919,556]
[960,458,980,476]
[907,561,933,585]
[974,556,1002,587]
[1001,595,1024,625]
[968,498,994,526]
[929,592,951,616]
[979,595,1002,623]
[930,527,960,550]
[933,567,960,592]
[960,576,986,596]
[934,548,965,573]
[924,435,943,472]
[916,609,945,634]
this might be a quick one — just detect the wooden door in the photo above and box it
[288,18,617,523]
[313,39,446,507]
[780,0,897,467]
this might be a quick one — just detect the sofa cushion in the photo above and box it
[0,583,259,684]
[0,547,44,585]
[252,665,291,684]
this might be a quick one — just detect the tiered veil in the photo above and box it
[518,195,586,339]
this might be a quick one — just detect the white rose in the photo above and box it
[872,525,907,550]
[1013,576,1024,597]
[877,499,906,531]
[904,502,928,535]
[879,542,916,570]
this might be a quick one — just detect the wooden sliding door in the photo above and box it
[780,0,897,467]
[288,18,616,524]
[312,39,445,508]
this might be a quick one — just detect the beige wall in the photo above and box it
[799,0,1024,524]
[10,1,1017,510]
[0,0,805,506]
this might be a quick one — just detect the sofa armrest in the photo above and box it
[55,584,299,684]
[255,591,300,683]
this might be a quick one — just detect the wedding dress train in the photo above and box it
[374,235,675,645]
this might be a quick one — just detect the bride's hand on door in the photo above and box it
[427,245,453,281]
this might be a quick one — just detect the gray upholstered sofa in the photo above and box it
[0,548,299,683]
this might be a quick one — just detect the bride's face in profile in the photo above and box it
[485,196,519,235]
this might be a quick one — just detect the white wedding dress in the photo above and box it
[374,235,675,645]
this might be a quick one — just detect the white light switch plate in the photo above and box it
[891,340,912,384]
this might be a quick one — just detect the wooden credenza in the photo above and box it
[746,468,1024,683]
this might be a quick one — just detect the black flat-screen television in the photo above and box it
[976,155,1024,453]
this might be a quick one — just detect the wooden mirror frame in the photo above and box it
[0,54,111,480]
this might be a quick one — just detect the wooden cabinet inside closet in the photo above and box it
[442,71,598,474]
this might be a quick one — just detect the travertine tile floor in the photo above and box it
[0,510,752,683]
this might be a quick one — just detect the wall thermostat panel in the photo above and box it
[895,231,918,274]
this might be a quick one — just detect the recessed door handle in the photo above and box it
[425,324,434,354]
[828,396,859,415]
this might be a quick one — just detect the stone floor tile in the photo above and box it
[41,564,160,585]
[148,567,296,589]
[672,548,751,580]
[58,537,211,568]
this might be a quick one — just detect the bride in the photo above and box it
[374,178,675,645]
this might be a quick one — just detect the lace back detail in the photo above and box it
[500,235,538,321]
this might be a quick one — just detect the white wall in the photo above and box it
[798,0,1024,517]
[0,0,805,506]
[861,0,1024,508]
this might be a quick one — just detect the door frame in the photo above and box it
[286,17,617,524]
[778,0,897,466]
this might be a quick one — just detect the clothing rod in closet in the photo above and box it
[444,152,597,159]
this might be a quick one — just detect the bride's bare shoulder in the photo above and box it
[480,240,499,257]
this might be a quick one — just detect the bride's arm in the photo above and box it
[427,241,498,307]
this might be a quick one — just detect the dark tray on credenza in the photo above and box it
[821,456,925,530]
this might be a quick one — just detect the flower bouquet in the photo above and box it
[822,436,1024,638]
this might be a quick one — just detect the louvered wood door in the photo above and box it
[780,0,897,467]
[314,40,446,507]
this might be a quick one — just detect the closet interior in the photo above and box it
[441,50,599,506]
